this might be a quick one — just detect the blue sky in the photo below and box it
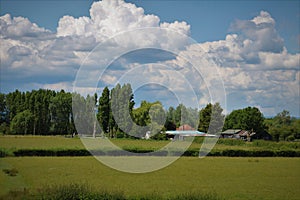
[0,0,299,117]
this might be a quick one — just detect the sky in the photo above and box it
[0,0,299,117]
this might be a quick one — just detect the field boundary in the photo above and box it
[1,148,299,157]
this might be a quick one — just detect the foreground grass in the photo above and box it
[0,183,223,200]
[1,156,299,200]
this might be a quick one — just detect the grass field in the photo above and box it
[1,135,300,199]
[1,157,300,199]
[1,135,299,152]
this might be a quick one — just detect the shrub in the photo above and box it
[36,183,125,200]
[183,149,198,157]
[13,149,91,157]
[169,192,224,200]
[0,189,29,200]
[0,148,8,157]
[3,168,18,176]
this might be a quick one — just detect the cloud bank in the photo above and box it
[0,1,299,116]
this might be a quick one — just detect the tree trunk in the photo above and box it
[93,119,96,138]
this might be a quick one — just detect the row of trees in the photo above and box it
[0,84,299,141]
[265,110,300,141]
[0,89,74,135]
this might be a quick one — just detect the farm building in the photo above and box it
[165,124,216,140]
[220,129,272,141]
[220,129,256,141]
[252,130,272,140]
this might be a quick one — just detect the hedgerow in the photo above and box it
[7,148,299,157]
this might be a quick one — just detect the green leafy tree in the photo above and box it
[132,101,166,139]
[6,90,22,122]
[198,103,224,134]
[209,103,225,134]
[133,101,152,126]
[10,110,34,134]
[268,110,298,141]
[85,94,98,137]
[165,106,176,130]
[0,93,8,124]
[198,103,212,132]
[274,110,291,125]
[291,119,300,139]
[0,94,6,115]
[98,87,110,134]
[0,122,10,134]
[224,107,265,133]
[171,104,198,129]
[49,90,73,135]
[110,84,135,138]
[72,93,88,135]
[174,104,182,127]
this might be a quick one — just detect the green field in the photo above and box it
[1,157,300,199]
[1,136,300,199]
[1,135,299,152]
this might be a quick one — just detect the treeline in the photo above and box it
[0,84,299,141]
[223,107,300,141]
[0,89,75,135]
[264,110,300,141]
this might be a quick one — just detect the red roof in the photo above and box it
[176,124,195,131]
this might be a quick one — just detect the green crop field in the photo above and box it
[1,157,300,200]
[1,135,299,152]
[1,135,300,199]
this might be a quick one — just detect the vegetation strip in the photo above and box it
[1,88,299,142]
[0,183,224,200]
[0,148,299,157]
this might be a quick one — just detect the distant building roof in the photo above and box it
[238,130,256,137]
[165,130,215,137]
[165,124,216,137]
[220,129,256,137]
[176,124,195,131]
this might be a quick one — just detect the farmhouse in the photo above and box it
[165,124,216,140]
[220,129,256,141]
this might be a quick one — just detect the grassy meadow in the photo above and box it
[1,135,299,153]
[1,135,300,199]
[1,157,300,199]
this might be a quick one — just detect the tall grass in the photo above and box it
[0,184,224,200]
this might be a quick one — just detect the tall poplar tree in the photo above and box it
[98,87,110,134]
[198,103,224,134]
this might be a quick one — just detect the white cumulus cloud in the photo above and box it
[162,11,299,116]
[0,2,299,116]
[1,0,191,93]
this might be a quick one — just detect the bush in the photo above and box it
[170,192,224,200]
[36,183,125,200]
[0,189,29,200]
[3,168,18,176]
[275,150,300,157]
[183,149,198,157]
[287,135,295,141]
[150,133,168,140]
[13,149,91,157]
[0,148,8,157]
